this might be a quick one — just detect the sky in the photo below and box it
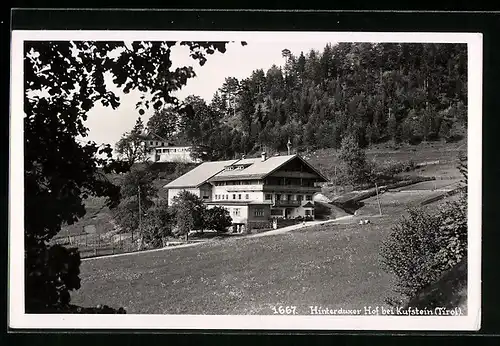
[83,41,334,148]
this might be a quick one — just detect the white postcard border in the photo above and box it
[9,30,482,331]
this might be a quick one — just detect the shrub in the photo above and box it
[380,195,467,305]
[375,159,416,178]
[204,206,232,233]
[25,244,81,312]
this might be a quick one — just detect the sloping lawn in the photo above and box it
[71,218,395,315]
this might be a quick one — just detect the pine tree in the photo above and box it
[387,112,400,144]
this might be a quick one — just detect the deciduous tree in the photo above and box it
[146,107,179,139]
[24,39,240,312]
[338,133,369,185]
[171,190,206,241]
[115,117,148,164]
[113,166,158,244]
[141,199,176,248]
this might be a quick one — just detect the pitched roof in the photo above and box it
[163,154,329,189]
[209,155,294,181]
[163,159,236,189]
[209,154,329,182]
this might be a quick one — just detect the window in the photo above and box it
[287,194,292,201]
[245,194,249,200]
[297,195,303,202]
[305,210,311,216]
[226,194,228,200]
[254,208,264,217]
[201,189,210,199]
[265,194,272,200]
[149,141,153,145]
[156,141,159,145]
[232,194,236,200]
[216,195,219,200]
[275,194,281,201]
[232,208,241,216]
[238,194,241,200]
[306,195,312,201]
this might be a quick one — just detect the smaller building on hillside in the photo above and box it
[140,131,200,164]
[150,146,201,164]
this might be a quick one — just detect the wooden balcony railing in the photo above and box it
[273,200,302,207]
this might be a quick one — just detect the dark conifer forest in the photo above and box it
[146,43,467,160]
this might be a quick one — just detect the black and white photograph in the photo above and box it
[9,29,482,330]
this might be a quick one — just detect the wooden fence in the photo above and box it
[51,232,140,259]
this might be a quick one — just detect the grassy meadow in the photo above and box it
[71,215,396,314]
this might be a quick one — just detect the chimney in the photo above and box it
[261,152,267,161]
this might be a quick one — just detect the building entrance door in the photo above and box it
[285,208,292,219]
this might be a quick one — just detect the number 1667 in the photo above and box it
[271,306,297,315]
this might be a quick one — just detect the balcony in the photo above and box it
[217,184,321,193]
[225,184,264,192]
[263,185,321,193]
[273,200,301,207]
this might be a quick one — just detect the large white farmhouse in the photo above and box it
[164,152,329,231]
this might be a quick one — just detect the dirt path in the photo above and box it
[246,215,353,238]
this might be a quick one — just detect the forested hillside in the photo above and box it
[147,43,467,160]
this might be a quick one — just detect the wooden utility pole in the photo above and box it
[375,183,382,216]
[137,185,141,246]
[334,166,337,195]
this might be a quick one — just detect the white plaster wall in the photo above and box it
[158,152,198,163]
[212,186,265,203]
